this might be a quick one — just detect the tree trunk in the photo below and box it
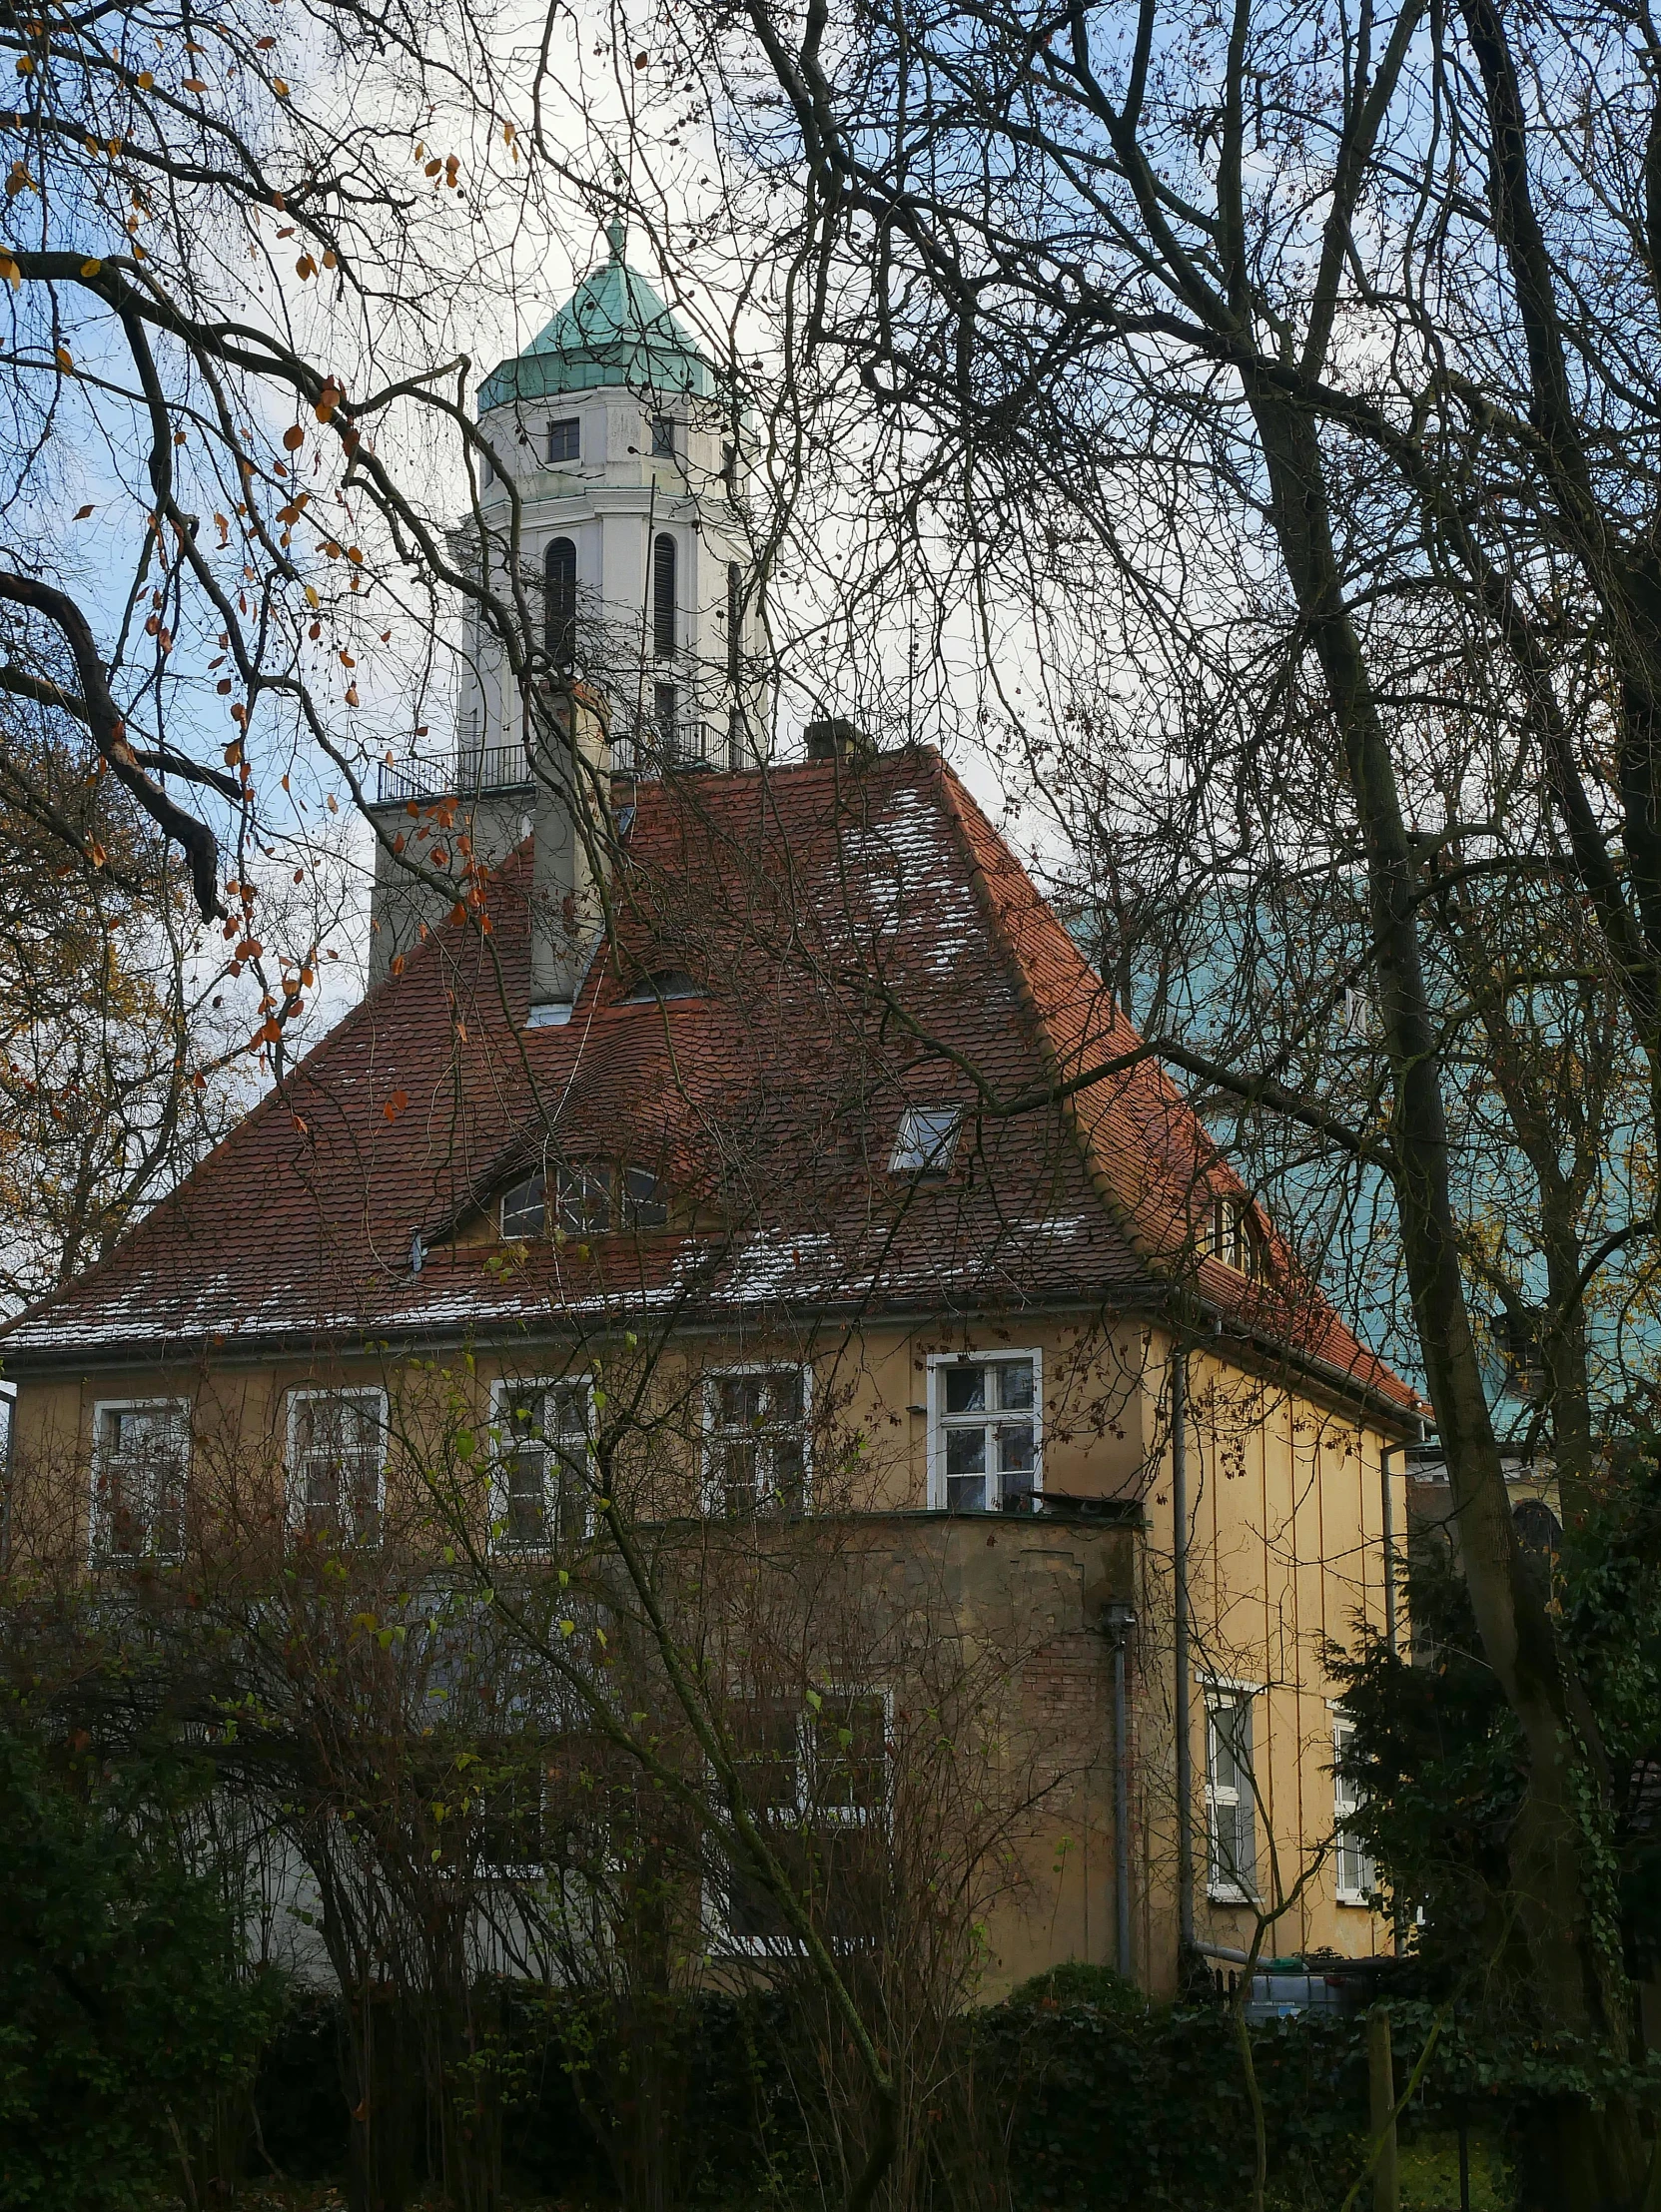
[1246,377,1644,2208]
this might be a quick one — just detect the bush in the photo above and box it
[0,1731,285,2211]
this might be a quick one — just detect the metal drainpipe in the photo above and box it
[1380,1442,1399,1658]
[1104,1601,1137,1977]
[1172,1343,1194,1952]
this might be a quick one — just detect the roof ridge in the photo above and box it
[931,762,1169,1274]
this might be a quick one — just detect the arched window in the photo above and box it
[544,537,577,672]
[652,533,677,659]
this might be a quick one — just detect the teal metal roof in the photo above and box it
[478,227,712,412]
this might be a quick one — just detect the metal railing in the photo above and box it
[376,723,726,803]
[376,744,532,805]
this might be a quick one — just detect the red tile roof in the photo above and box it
[0,748,1419,1421]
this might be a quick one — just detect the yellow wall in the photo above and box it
[2,1308,1405,1995]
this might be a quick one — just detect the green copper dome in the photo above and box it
[477,230,712,412]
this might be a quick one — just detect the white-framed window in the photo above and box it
[926,1350,1041,1512]
[91,1399,188,1562]
[713,1689,889,1951]
[1331,1713,1376,1907]
[1201,1191,1265,1279]
[489,1376,592,1550]
[703,1366,810,1515]
[1206,1688,1258,1901]
[287,1388,387,1546]
[546,415,580,463]
[889,1105,962,1175]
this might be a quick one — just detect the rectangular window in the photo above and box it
[546,416,580,463]
[1331,1714,1375,1906]
[288,1389,386,1546]
[490,1378,591,1550]
[704,1367,809,1514]
[650,414,676,457]
[929,1353,1040,1512]
[1206,1691,1257,1901]
[500,1170,546,1239]
[718,1692,888,1947]
[92,1400,188,1560]
[475,1746,548,1875]
[890,1106,962,1175]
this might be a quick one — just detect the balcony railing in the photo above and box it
[375,724,720,805]
[376,744,532,805]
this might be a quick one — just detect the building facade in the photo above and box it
[0,248,1424,2001]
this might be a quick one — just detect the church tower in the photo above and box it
[465,221,764,775]
[367,233,766,988]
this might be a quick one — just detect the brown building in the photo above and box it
[0,730,1421,1997]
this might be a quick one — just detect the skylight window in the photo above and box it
[889,1106,962,1176]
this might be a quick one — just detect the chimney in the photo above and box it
[804,716,875,765]
[527,684,612,1028]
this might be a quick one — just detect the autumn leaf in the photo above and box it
[283,423,305,451]
[383,1088,409,1120]
[72,502,94,520]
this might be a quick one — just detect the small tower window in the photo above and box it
[726,560,743,685]
[545,536,577,672]
[653,680,679,755]
[652,534,677,659]
[650,414,676,457]
[546,416,580,463]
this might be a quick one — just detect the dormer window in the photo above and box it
[890,1106,962,1176]
[1202,1192,1265,1279]
[546,416,580,463]
[498,1159,668,1240]
[624,969,703,1004]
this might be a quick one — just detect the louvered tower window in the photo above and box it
[545,536,577,672]
[652,534,677,659]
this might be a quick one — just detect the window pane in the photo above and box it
[995,1421,1034,1473]
[994,1359,1034,1411]
[713,1439,758,1514]
[945,1427,986,1476]
[623,1165,667,1228]
[556,1163,611,1233]
[767,1370,804,1426]
[547,417,579,462]
[650,415,675,457]
[716,1376,764,1429]
[946,1474,987,1512]
[500,1172,546,1238]
[768,1436,806,1511]
[943,1366,985,1414]
[505,1450,546,1546]
[812,1694,886,1817]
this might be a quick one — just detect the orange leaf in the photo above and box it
[283,423,305,450]
[72,502,94,520]
[383,1088,409,1120]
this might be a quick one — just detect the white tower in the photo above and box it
[366,230,767,988]
[465,220,765,775]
